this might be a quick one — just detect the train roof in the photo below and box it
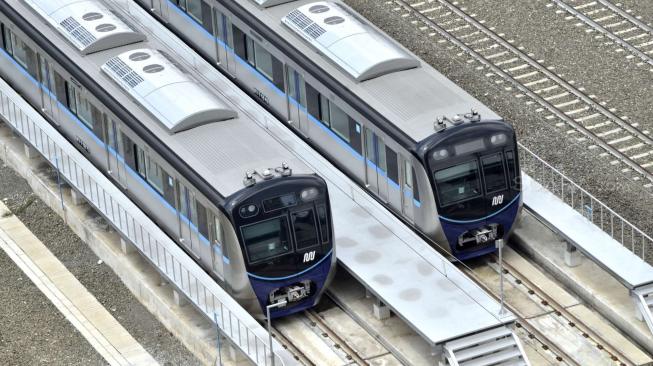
[12,0,316,200]
[239,0,502,143]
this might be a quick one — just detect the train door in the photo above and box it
[364,127,389,202]
[106,118,127,188]
[215,11,236,76]
[37,55,56,119]
[401,159,415,223]
[286,65,309,136]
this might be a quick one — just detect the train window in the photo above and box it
[317,205,329,244]
[287,68,306,107]
[505,150,519,189]
[54,72,66,103]
[121,133,136,170]
[196,200,209,239]
[412,169,420,202]
[481,153,507,194]
[318,95,330,127]
[200,1,213,35]
[66,82,78,114]
[1,24,8,52]
[146,156,165,194]
[434,161,481,206]
[242,216,292,263]
[179,184,192,220]
[186,0,203,23]
[292,209,319,250]
[330,103,350,143]
[213,215,223,244]
[136,146,147,178]
[349,118,362,154]
[404,161,413,189]
[386,147,399,184]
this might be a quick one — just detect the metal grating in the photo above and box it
[286,10,312,29]
[305,23,326,39]
[104,57,144,88]
[59,17,97,47]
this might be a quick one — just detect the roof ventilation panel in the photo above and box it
[23,0,145,54]
[102,49,237,133]
[282,2,420,81]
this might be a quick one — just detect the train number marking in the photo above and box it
[491,194,504,206]
[303,250,316,263]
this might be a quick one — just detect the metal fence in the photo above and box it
[519,143,653,261]
[0,82,290,366]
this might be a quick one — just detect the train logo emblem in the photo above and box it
[491,194,504,206]
[303,250,316,263]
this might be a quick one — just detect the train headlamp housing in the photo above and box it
[490,133,507,146]
[300,187,319,202]
[431,148,449,161]
[239,204,259,218]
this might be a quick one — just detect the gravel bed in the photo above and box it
[0,239,106,365]
[343,0,653,254]
[448,0,653,133]
[0,161,201,366]
[616,0,653,27]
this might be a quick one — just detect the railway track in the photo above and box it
[390,0,653,187]
[268,291,403,365]
[549,0,653,68]
[460,255,637,366]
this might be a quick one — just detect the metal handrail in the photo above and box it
[0,82,289,366]
[518,143,653,261]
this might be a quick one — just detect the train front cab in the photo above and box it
[423,120,521,260]
[226,175,335,318]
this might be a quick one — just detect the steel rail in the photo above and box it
[393,0,653,183]
[458,264,578,366]
[303,310,368,365]
[552,0,653,66]
[497,256,636,366]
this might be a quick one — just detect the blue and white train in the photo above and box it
[137,0,522,259]
[0,0,336,318]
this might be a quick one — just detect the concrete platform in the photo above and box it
[0,124,248,366]
[0,201,157,366]
[513,211,653,360]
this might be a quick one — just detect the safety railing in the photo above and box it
[519,143,653,261]
[0,80,291,366]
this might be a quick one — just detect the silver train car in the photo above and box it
[0,0,336,318]
[137,0,522,259]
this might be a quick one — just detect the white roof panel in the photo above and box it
[282,1,419,81]
[23,0,144,54]
[102,49,237,133]
[251,0,297,8]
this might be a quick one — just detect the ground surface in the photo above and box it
[0,161,201,366]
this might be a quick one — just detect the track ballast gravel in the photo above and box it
[0,159,201,366]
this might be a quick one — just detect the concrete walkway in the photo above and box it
[0,201,158,366]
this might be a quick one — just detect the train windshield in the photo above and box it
[291,209,319,250]
[434,160,482,206]
[481,153,507,193]
[242,216,292,263]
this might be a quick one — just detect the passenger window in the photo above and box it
[121,133,136,170]
[318,94,330,127]
[195,200,209,238]
[404,161,413,189]
[291,209,318,250]
[386,147,399,184]
[65,82,78,114]
[317,205,329,244]
[213,215,223,244]
[330,103,349,142]
[349,118,362,154]
[54,72,66,104]
[146,156,165,194]
[481,153,507,194]
[136,146,147,178]
[179,184,192,220]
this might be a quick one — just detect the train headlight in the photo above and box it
[300,187,319,202]
[490,133,507,145]
[431,149,449,160]
[239,204,258,218]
